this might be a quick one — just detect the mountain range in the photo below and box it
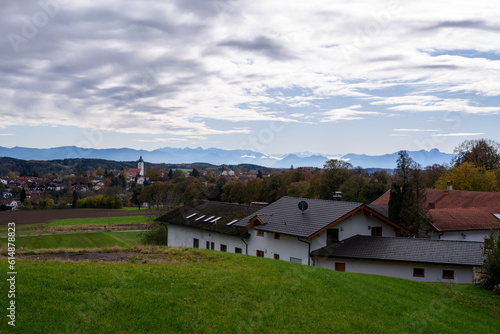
[0,146,455,169]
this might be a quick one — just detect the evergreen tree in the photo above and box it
[168,169,173,179]
[257,170,263,179]
[20,188,26,203]
[388,182,402,223]
[72,190,80,208]
[191,168,200,178]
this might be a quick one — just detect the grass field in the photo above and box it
[2,248,499,333]
[0,231,141,250]
[45,215,150,226]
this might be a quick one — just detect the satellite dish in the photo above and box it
[298,201,308,214]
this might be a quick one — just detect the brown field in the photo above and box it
[0,208,147,225]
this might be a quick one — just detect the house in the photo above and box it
[233,197,410,265]
[311,236,482,284]
[156,200,262,253]
[371,188,500,242]
[2,192,12,199]
[26,190,43,198]
[0,199,19,210]
[158,196,485,283]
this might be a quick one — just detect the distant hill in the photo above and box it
[0,146,455,169]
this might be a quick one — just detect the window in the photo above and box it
[442,270,454,279]
[220,244,227,252]
[274,233,281,240]
[413,268,425,277]
[206,241,210,249]
[256,250,264,257]
[193,238,199,248]
[327,229,339,245]
[335,263,345,272]
[235,247,242,254]
[257,230,264,237]
[211,242,215,250]
[274,254,280,260]
[371,227,382,237]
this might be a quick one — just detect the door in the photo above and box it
[335,262,346,272]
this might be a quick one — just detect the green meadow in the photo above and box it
[44,215,150,226]
[0,231,141,250]
[2,248,499,333]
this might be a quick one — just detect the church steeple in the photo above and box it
[137,156,145,176]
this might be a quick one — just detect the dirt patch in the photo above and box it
[0,208,148,225]
[38,223,150,234]
[12,249,207,263]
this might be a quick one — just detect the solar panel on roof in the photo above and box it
[185,213,197,219]
[493,213,500,220]
[204,216,215,221]
[211,217,221,223]
[195,215,206,221]
[226,219,238,226]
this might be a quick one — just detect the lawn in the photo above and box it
[0,231,142,250]
[45,215,150,226]
[2,249,499,333]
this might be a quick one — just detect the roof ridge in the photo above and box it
[282,196,363,205]
[353,235,485,244]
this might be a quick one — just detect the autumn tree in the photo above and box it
[317,159,352,200]
[146,167,163,181]
[453,138,500,170]
[434,162,498,192]
[479,229,500,291]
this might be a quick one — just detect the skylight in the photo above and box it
[211,217,221,224]
[185,213,197,219]
[493,213,500,220]
[226,219,238,226]
[195,215,206,221]
[204,216,215,222]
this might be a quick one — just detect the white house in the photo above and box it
[156,200,262,253]
[157,197,485,283]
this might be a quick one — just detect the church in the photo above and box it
[127,156,149,184]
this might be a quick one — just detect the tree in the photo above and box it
[131,185,144,210]
[479,229,500,291]
[72,190,80,208]
[168,169,173,179]
[317,159,352,200]
[388,182,402,223]
[20,188,26,203]
[434,162,498,192]
[453,138,500,170]
[392,151,430,236]
[191,168,200,178]
[257,170,263,179]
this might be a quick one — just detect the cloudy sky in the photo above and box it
[1,0,500,156]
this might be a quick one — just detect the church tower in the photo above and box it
[138,156,145,176]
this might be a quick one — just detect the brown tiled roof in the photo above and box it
[372,188,500,208]
[430,207,500,231]
[371,189,500,231]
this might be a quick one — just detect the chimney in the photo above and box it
[447,180,453,191]
[333,191,342,201]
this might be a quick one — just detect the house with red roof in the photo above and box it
[371,187,500,242]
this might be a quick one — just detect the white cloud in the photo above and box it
[320,105,382,122]
[431,132,484,137]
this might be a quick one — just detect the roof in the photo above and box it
[310,235,484,266]
[372,188,500,208]
[371,189,500,232]
[128,168,142,176]
[430,207,500,231]
[155,200,262,237]
[234,197,409,239]
[138,156,144,162]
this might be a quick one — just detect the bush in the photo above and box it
[140,223,168,245]
[479,229,500,290]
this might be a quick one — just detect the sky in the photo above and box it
[1,0,500,157]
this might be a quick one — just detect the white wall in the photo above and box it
[246,230,310,264]
[310,211,398,251]
[166,224,247,253]
[314,258,476,284]
[430,230,490,242]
